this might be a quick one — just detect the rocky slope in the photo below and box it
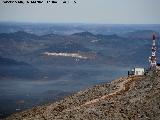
[4,71,160,120]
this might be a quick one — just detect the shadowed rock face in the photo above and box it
[4,71,160,120]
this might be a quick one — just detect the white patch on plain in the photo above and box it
[44,52,88,59]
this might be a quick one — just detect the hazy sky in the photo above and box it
[0,0,160,24]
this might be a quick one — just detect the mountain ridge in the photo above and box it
[4,71,160,120]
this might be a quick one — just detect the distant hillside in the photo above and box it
[72,31,95,37]
[0,31,39,41]
[0,56,39,79]
[0,30,157,80]
[0,23,160,35]
[45,41,91,53]
[0,56,28,66]
[4,71,160,120]
[122,30,159,40]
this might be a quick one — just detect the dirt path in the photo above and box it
[82,76,144,106]
[63,76,144,113]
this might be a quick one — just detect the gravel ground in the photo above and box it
[4,71,160,120]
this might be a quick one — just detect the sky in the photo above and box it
[0,0,160,24]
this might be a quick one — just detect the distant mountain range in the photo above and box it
[0,30,158,80]
[0,31,39,41]
[0,22,160,35]
[122,30,159,39]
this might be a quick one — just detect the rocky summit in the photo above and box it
[4,71,160,120]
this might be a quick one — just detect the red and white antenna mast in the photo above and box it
[149,34,157,69]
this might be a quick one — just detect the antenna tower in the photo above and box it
[149,34,157,70]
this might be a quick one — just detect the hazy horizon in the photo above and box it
[0,0,160,24]
[1,21,160,25]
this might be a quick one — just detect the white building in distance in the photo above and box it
[128,68,145,76]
